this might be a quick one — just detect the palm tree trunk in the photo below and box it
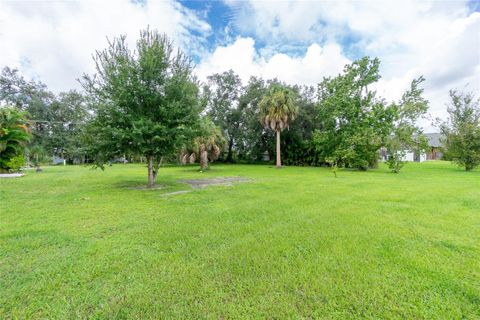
[276,130,281,168]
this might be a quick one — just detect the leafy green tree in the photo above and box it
[47,91,90,163]
[385,76,429,173]
[0,68,90,162]
[237,79,316,165]
[205,70,243,162]
[281,85,318,166]
[82,29,202,187]
[0,67,54,113]
[237,76,271,162]
[0,107,31,172]
[314,57,396,170]
[1,67,54,156]
[440,89,480,171]
[259,83,298,168]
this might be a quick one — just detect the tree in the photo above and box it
[440,89,480,171]
[205,70,243,162]
[313,57,396,170]
[0,68,90,163]
[82,29,202,187]
[0,67,55,158]
[0,67,55,113]
[281,85,318,166]
[0,107,31,172]
[237,76,271,162]
[385,76,429,173]
[259,83,298,168]
[182,118,225,170]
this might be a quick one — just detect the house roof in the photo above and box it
[424,133,443,148]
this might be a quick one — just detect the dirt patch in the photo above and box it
[178,177,252,189]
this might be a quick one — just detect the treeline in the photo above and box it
[1,29,479,181]
[0,67,90,164]
[202,58,431,172]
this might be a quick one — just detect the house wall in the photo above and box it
[401,151,415,162]
[400,151,426,162]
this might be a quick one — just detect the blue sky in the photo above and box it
[0,0,479,129]
[180,0,366,59]
[182,0,479,59]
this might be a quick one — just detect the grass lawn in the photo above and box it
[1,161,479,319]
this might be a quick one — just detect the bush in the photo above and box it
[5,154,25,172]
[0,107,31,172]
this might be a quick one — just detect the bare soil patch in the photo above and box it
[178,177,252,189]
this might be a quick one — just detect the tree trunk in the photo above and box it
[276,130,281,168]
[147,155,155,188]
[226,138,234,162]
[200,150,209,170]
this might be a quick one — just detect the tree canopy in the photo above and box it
[385,76,429,173]
[205,70,243,162]
[3,37,473,176]
[313,57,397,170]
[0,67,89,163]
[259,83,298,168]
[440,89,480,171]
[82,29,203,187]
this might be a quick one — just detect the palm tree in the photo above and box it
[259,84,298,168]
[195,119,225,171]
[181,118,225,171]
[0,107,31,172]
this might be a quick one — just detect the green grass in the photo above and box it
[1,162,479,319]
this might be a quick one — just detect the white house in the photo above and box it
[400,150,427,162]
[381,133,443,163]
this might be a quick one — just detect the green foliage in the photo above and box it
[385,76,429,173]
[82,28,202,186]
[185,118,226,170]
[0,67,90,162]
[47,91,90,162]
[236,76,272,162]
[440,89,480,171]
[259,83,298,132]
[27,144,47,166]
[5,154,25,172]
[279,85,318,166]
[313,57,397,170]
[0,106,31,172]
[206,70,243,162]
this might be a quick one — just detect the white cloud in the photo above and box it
[1,0,478,131]
[196,37,350,86]
[0,0,211,92]
[222,0,480,130]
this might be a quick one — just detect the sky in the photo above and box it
[1,0,479,131]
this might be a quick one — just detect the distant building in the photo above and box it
[400,150,427,162]
[381,133,444,163]
[424,133,443,160]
